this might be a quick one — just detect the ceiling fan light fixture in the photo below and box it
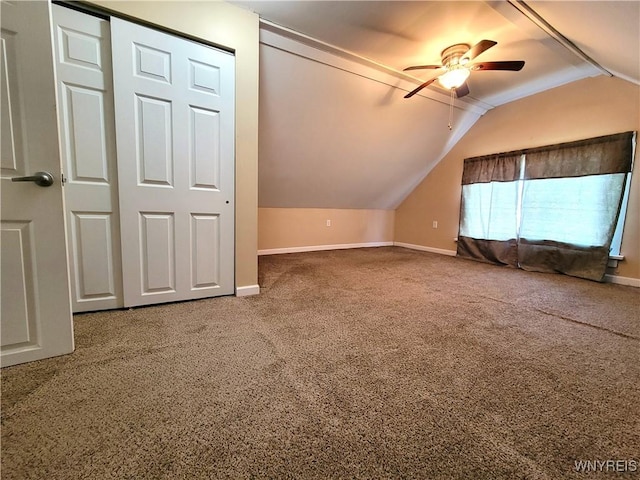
[438,67,470,89]
[403,40,524,101]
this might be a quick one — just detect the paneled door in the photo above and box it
[52,5,124,312]
[111,18,235,307]
[1,1,74,366]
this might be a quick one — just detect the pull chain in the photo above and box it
[448,88,455,131]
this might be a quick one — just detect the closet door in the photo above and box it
[111,18,235,307]
[52,5,123,312]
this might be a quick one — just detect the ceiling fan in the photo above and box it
[403,40,525,99]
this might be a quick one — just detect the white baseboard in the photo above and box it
[258,242,394,256]
[604,274,640,288]
[393,241,457,257]
[236,284,260,297]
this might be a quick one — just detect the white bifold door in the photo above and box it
[52,7,235,311]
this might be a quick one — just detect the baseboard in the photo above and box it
[236,284,260,297]
[258,242,394,256]
[604,274,640,288]
[393,242,457,257]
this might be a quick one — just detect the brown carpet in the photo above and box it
[1,247,639,479]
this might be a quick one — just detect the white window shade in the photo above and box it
[460,181,519,241]
[519,174,627,247]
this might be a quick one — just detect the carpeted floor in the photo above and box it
[1,247,639,479]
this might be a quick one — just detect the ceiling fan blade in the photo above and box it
[403,65,443,71]
[463,40,497,61]
[404,77,438,98]
[455,81,470,98]
[471,61,525,71]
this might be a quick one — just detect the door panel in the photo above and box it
[52,5,123,312]
[112,18,235,307]
[139,212,176,294]
[191,107,221,189]
[1,223,36,346]
[1,1,74,366]
[71,213,118,298]
[62,85,110,181]
[191,214,221,289]
[136,95,173,185]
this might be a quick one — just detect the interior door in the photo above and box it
[1,1,74,367]
[111,18,235,307]
[52,5,123,312]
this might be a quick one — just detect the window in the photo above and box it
[610,171,634,256]
[457,132,635,281]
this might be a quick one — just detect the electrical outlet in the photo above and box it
[326,219,331,227]
[432,221,438,229]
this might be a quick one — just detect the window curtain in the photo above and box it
[517,132,634,281]
[457,153,522,267]
[457,132,635,282]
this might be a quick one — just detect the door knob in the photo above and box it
[11,171,54,187]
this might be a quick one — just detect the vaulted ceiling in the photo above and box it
[232,1,640,209]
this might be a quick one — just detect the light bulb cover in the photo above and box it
[438,68,470,89]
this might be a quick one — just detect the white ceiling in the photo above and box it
[529,1,640,84]
[234,0,639,105]
[230,1,640,209]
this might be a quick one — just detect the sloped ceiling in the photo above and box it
[232,0,640,209]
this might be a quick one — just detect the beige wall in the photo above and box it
[259,208,394,251]
[257,38,481,210]
[395,76,640,281]
[88,0,259,289]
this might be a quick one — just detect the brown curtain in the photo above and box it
[517,132,634,281]
[461,152,522,184]
[456,237,518,267]
[457,153,522,267]
[517,240,612,281]
[524,132,634,179]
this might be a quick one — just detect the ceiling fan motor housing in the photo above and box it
[441,43,471,67]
